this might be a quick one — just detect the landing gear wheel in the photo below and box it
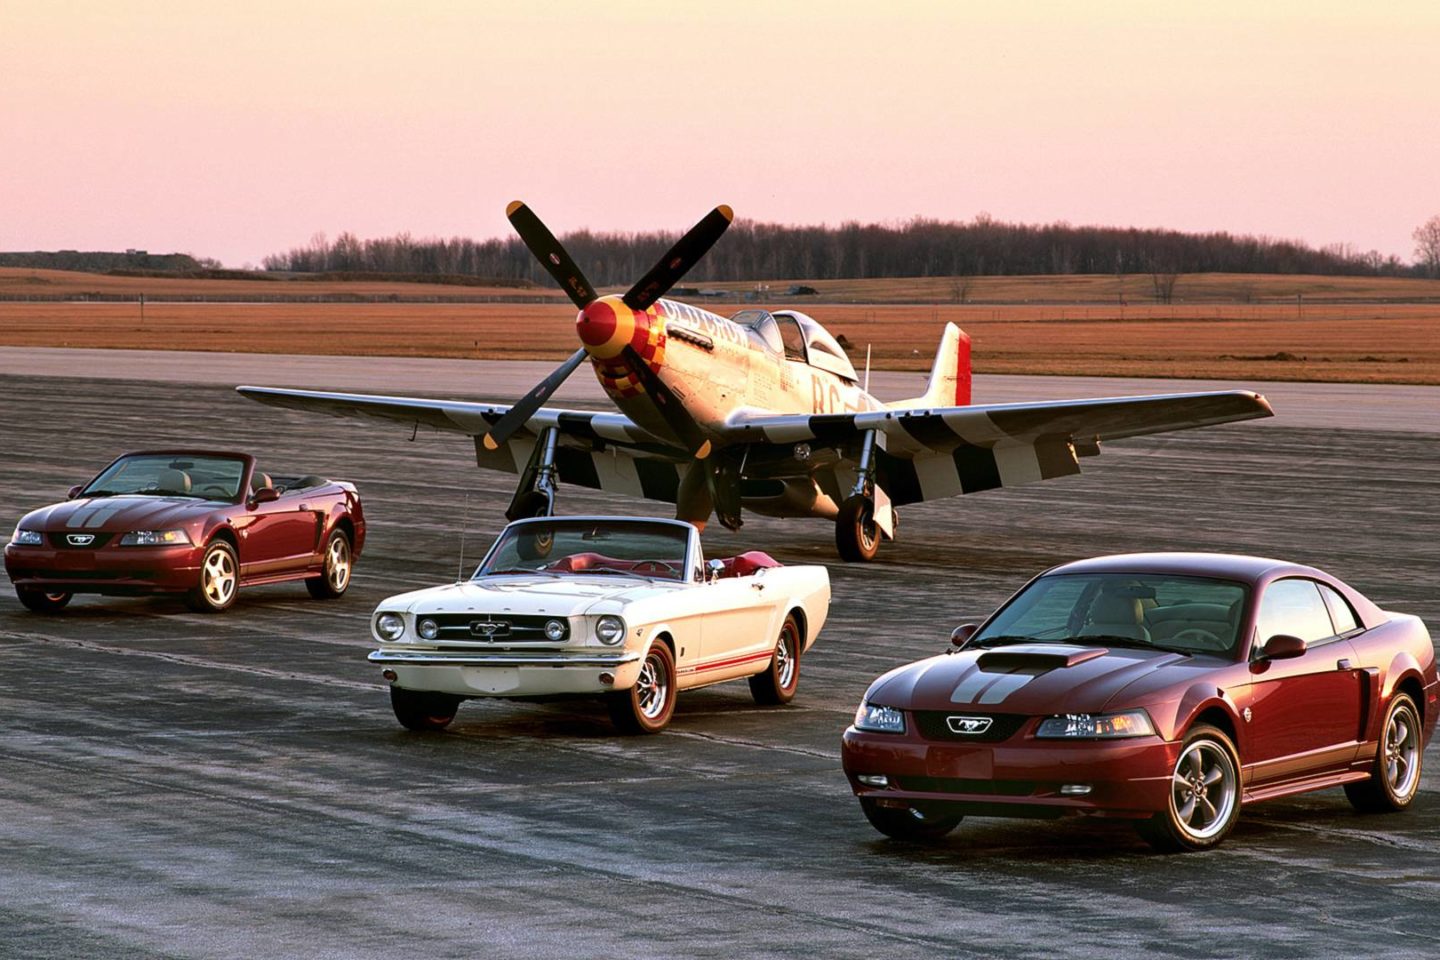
[859,799,962,842]
[511,491,554,560]
[1345,693,1422,813]
[17,589,72,613]
[749,614,801,705]
[390,687,462,732]
[306,529,353,599]
[607,642,676,734]
[835,495,880,562]
[1136,724,1241,853]
[184,540,238,613]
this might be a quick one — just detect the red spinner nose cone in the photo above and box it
[576,298,644,360]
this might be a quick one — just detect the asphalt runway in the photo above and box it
[1,357,1437,959]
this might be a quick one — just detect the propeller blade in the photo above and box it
[481,346,589,450]
[506,201,597,309]
[619,345,711,459]
[622,205,734,311]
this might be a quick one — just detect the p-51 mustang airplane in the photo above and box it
[239,203,1274,561]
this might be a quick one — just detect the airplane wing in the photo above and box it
[236,386,686,500]
[725,390,1273,505]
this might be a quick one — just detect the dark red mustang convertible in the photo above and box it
[5,450,365,613]
[842,553,1437,852]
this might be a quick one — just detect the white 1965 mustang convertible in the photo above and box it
[368,516,831,734]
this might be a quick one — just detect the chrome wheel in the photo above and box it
[202,547,236,606]
[1384,704,1420,799]
[635,651,669,720]
[326,535,351,592]
[775,627,796,689]
[1169,739,1237,841]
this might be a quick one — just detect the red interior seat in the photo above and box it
[715,551,781,579]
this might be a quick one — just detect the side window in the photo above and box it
[1256,579,1336,644]
[774,316,807,362]
[1318,583,1360,635]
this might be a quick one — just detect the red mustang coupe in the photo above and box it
[842,553,1437,852]
[5,450,365,613]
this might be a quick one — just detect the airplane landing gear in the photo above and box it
[836,495,880,562]
[836,429,895,563]
[505,426,560,522]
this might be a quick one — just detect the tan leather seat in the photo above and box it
[157,467,191,493]
[252,472,273,492]
[1079,591,1152,642]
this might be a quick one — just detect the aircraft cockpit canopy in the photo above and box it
[729,308,858,382]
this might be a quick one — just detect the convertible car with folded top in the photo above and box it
[5,450,364,613]
[368,515,830,734]
[842,553,1437,852]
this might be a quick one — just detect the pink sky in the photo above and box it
[2,1,1436,268]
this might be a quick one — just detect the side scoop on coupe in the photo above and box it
[842,552,1437,852]
[5,450,364,613]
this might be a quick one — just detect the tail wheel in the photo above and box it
[835,495,879,563]
[306,529,353,599]
[749,614,801,705]
[184,540,238,613]
[607,641,676,734]
[17,589,72,613]
[390,687,462,732]
[1345,693,1423,813]
[1136,724,1241,853]
[859,799,962,842]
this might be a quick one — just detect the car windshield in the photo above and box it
[974,573,1249,656]
[478,519,692,582]
[81,454,247,501]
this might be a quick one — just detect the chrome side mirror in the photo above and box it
[950,623,979,649]
[706,558,725,582]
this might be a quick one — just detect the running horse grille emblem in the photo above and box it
[469,620,510,639]
[66,534,96,546]
[946,715,994,735]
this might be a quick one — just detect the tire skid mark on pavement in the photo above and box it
[0,749,966,954]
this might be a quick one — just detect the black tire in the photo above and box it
[835,495,880,563]
[511,494,555,560]
[184,540,238,613]
[306,529,353,600]
[1345,693,1423,813]
[1135,724,1242,853]
[390,686,462,732]
[16,589,72,613]
[859,798,962,842]
[749,614,801,705]
[607,641,676,734]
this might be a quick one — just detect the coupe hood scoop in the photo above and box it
[975,644,1109,671]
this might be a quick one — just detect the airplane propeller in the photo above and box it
[482,201,732,452]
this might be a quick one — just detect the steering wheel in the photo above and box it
[1170,627,1225,649]
[632,560,680,577]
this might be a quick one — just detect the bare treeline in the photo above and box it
[261,216,1413,284]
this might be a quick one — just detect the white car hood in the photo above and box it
[381,575,686,617]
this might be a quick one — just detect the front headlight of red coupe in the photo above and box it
[10,528,43,546]
[118,529,192,546]
[854,700,906,734]
[1035,710,1155,739]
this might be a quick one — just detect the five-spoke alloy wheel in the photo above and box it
[185,540,238,613]
[1137,724,1241,852]
[307,529,353,599]
[1346,693,1423,812]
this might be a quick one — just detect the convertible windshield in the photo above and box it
[478,520,692,582]
[82,454,247,501]
[975,573,1249,656]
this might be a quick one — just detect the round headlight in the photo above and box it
[595,615,626,645]
[376,612,405,641]
[544,618,567,641]
[417,618,439,640]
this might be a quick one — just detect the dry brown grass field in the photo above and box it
[0,267,563,299]
[4,298,1437,384]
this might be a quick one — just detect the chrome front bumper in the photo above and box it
[367,649,641,667]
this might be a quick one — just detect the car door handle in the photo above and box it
[751,582,765,590]
[1337,658,1353,670]
[298,503,308,511]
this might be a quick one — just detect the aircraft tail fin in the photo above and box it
[888,322,971,410]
